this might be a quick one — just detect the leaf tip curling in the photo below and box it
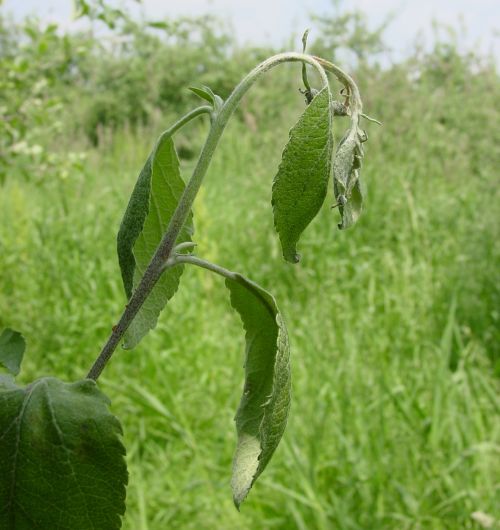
[231,433,261,509]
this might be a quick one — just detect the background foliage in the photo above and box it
[0,1,499,528]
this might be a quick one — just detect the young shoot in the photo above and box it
[0,36,376,527]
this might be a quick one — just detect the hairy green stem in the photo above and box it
[86,107,210,380]
[174,254,237,281]
[313,56,363,123]
[160,105,212,138]
[87,52,329,381]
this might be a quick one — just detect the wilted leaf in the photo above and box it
[331,100,348,116]
[338,174,363,229]
[272,86,333,262]
[0,329,26,376]
[333,127,366,229]
[121,134,193,349]
[226,274,291,508]
[0,377,127,529]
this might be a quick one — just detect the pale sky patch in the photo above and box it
[3,0,499,61]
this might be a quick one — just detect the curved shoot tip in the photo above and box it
[301,28,310,52]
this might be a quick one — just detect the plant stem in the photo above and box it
[313,56,363,120]
[160,105,212,138]
[87,52,329,381]
[174,254,237,281]
[86,107,210,381]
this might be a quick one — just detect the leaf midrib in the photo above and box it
[7,380,39,528]
[42,380,96,530]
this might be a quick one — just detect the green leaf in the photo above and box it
[121,134,193,349]
[188,86,214,104]
[225,274,291,508]
[272,86,333,262]
[0,329,26,376]
[0,377,127,529]
[188,85,223,112]
[147,20,169,30]
[117,154,152,300]
[333,127,366,229]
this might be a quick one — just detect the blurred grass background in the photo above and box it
[0,1,499,528]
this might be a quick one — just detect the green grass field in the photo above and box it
[1,62,499,529]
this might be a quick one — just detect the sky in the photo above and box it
[3,0,499,61]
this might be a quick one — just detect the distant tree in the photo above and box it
[310,0,391,63]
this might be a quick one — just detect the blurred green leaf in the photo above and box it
[147,20,169,30]
[0,377,127,529]
[272,86,333,262]
[0,329,25,376]
[118,134,193,349]
[73,0,129,29]
[226,274,291,508]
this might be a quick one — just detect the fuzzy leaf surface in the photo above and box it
[272,86,333,262]
[188,86,214,104]
[117,133,193,349]
[117,154,152,300]
[188,86,223,112]
[226,275,291,508]
[333,127,366,229]
[0,377,127,529]
[0,329,25,376]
